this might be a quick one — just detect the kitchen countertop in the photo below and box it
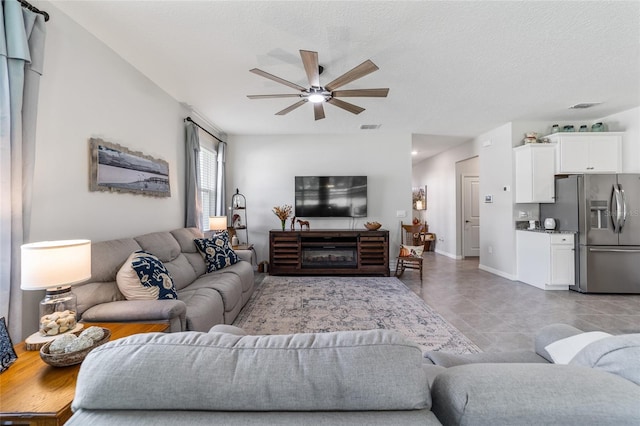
[517,229,575,234]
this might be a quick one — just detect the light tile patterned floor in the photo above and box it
[398,253,640,352]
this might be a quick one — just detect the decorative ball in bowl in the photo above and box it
[40,327,111,367]
[364,221,382,230]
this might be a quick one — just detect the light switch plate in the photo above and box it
[396,210,406,217]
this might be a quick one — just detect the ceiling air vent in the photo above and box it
[569,102,601,109]
[360,124,381,130]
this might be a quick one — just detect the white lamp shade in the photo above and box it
[21,240,92,290]
[415,200,423,210]
[209,216,227,231]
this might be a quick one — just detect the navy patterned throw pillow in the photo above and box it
[0,317,18,373]
[194,231,239,273]
[130,251,178,300]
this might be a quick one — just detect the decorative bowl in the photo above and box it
[40,327,111,367]
[364,222,382,231]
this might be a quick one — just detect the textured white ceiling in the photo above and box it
[50,0,639,160]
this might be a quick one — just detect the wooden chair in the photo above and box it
[395,221,428,281]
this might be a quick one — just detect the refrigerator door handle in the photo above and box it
[589,248,640,253]
[619,185,627,231]
[611,185,622,233]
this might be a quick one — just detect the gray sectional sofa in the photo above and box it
[68,324,640,425]
[73,227,254,332]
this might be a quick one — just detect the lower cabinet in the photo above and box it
[516,230,575,290]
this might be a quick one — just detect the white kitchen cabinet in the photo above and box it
[514,144,555,203]
[547,132,623,173]
[516,231,575,290]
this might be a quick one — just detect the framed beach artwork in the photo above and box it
[89,138,170,197]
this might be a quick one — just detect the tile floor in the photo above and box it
[398,253,640,352]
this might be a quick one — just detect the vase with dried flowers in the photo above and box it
[273,204,292,231]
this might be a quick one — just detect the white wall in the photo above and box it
[31,4,187,243]
[412,140,480,258]
[599,106,640,172]
[226,133,413,264]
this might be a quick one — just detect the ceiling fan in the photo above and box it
[247,50,389,121]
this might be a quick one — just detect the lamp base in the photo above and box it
[24,322,84,351]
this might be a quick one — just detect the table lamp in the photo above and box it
[209,216,227,232]
[21,239,91,337]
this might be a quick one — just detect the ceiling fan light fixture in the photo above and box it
[308,93,326,103]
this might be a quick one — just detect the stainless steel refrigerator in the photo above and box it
[540,174,640,293]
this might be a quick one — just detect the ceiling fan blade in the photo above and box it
[313,103,325,121]
[250,68,306,91]
[325,60,379,91]
[275,100,307,116]
[300,50,320,87]
[327,98,365,115]
[332,88,389,98]
[247,94,302,99]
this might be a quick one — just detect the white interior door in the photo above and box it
[462,176,480,257]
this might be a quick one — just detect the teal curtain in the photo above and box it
[0,0,46,340]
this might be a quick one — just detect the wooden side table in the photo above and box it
[0,322,169,425]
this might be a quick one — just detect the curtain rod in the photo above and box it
[18,0,50,21]
[184,117,225,144]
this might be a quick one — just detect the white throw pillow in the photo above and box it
[544,331,612,364]
[116,251,160,300]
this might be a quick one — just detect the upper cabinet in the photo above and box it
[514,144,555,203]
[547,132,623,174]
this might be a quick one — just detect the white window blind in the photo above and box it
[198,129,218,231]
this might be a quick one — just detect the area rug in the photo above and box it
[233,275,481,354]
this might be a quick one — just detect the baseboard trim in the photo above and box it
[434,249,461,260]
[478,263,517,281]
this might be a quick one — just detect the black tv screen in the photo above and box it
[295,176,367,218]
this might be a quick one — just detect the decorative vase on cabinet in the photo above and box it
[231,189,248,245]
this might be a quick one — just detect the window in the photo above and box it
[198,129,218,231]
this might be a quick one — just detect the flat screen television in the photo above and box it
[295,176,367,218]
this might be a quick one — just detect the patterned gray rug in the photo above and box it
[233,275,481,354]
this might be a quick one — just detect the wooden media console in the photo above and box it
[269,229,389,276]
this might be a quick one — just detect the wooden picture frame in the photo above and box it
[89,138,170,197]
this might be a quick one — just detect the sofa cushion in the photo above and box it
[544,331,611,364]
[194,232,239,272]
[569,334,640,385]
[431,363,640,426]
[424,350,548,367]
[116,251,178,300]
[72,329,430,412]
[176,287,225,331]
[135,231,181,263]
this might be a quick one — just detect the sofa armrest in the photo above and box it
[534,323,583,362]
[431,363,640,426]
[235,250,253,264]
[81,300,187,332]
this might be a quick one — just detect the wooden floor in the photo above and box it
[398,253,640,352]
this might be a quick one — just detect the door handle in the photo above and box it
[611,185,622,233]
[589,248,640,253]
[619,185,627,231]
[465,220,470,223]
